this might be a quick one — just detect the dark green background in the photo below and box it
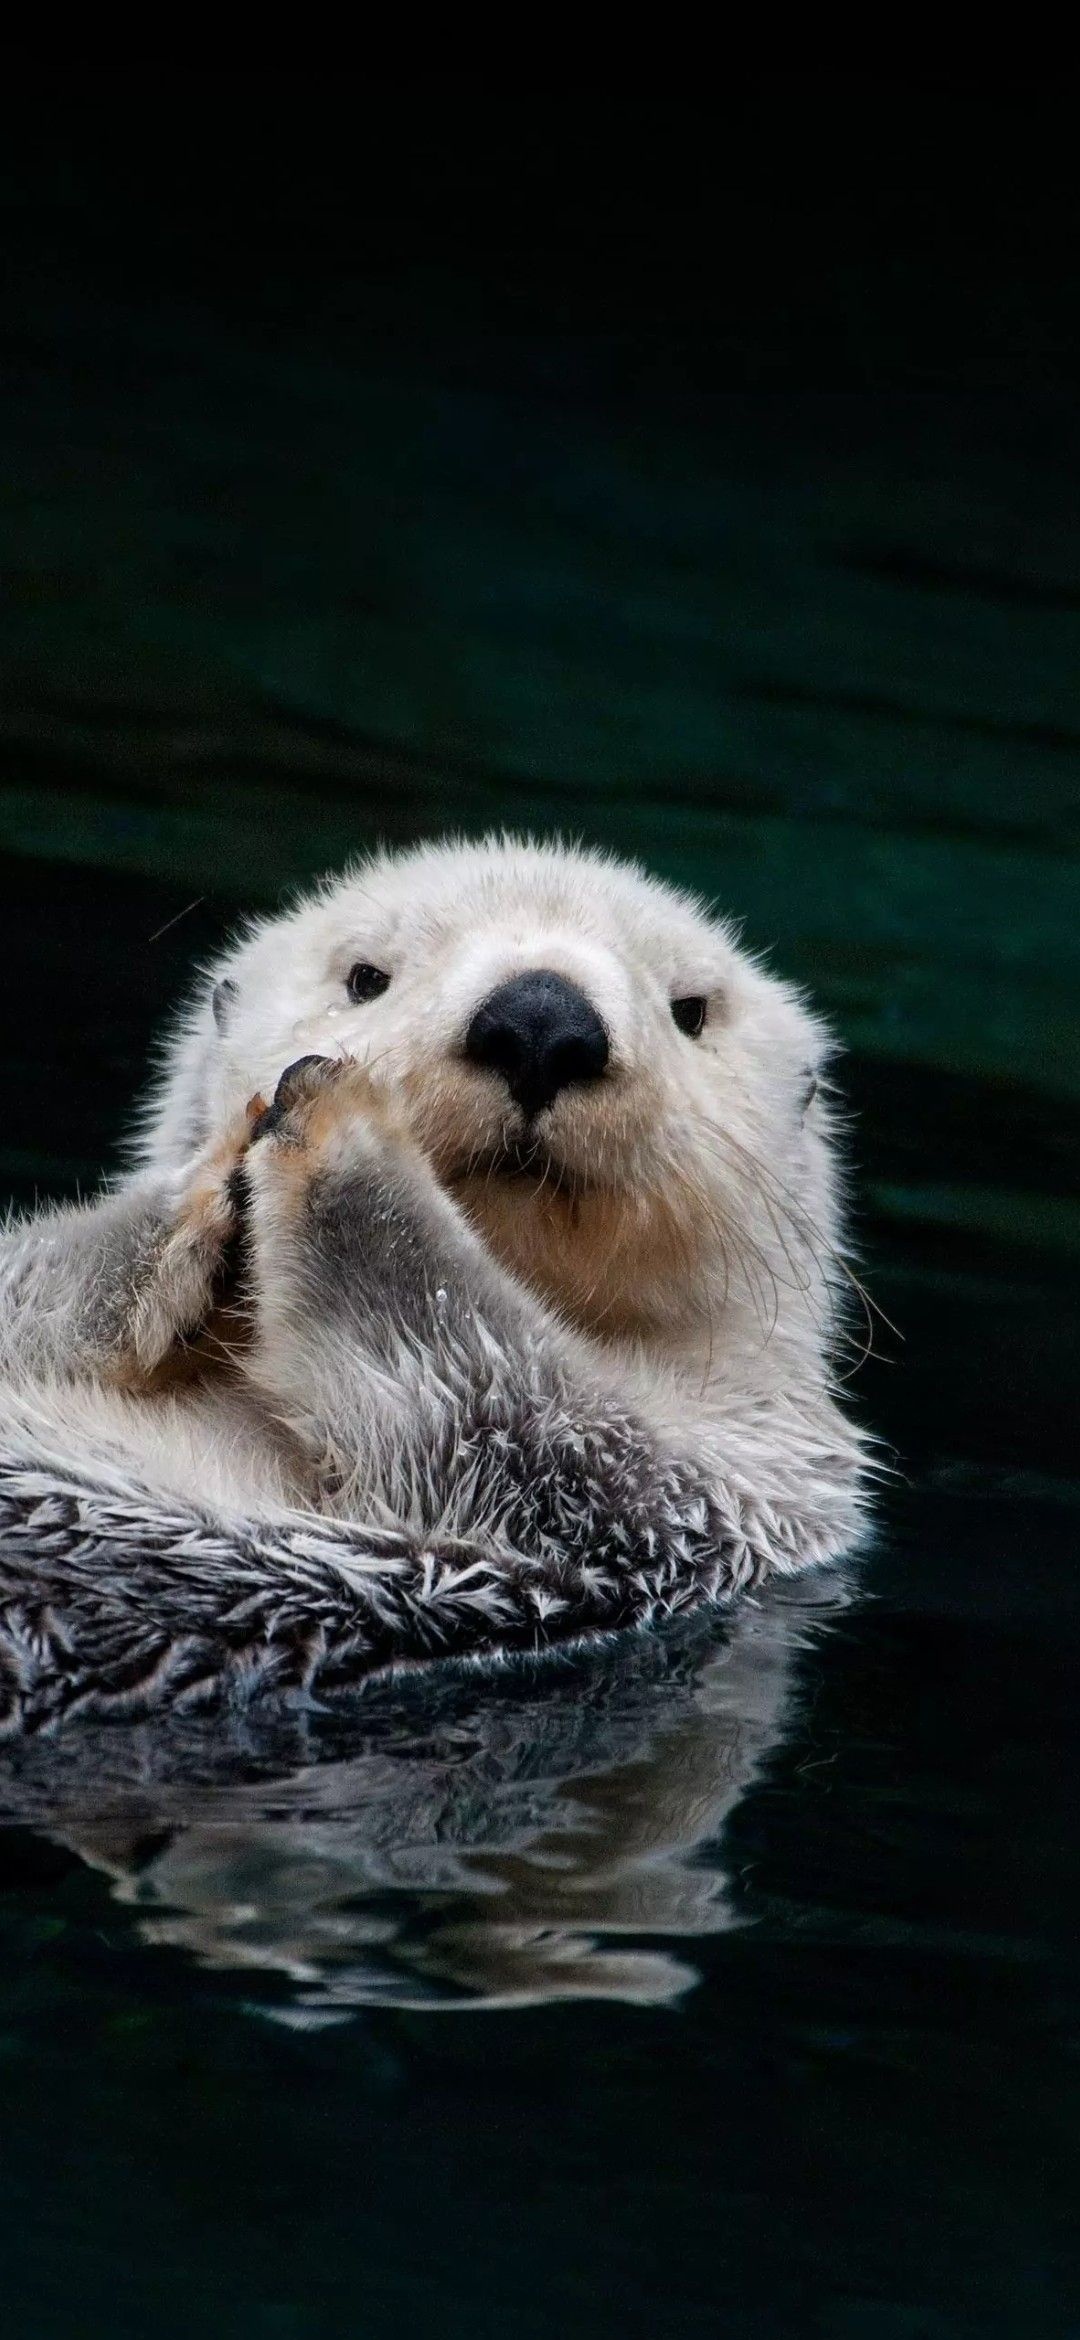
[0,85,1077,2339]
[1,92,1077,1435]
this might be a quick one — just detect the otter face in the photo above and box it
[147,839,839,1350]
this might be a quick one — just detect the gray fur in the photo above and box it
[0,840,869,1731]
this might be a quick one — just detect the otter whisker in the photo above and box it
[689,1109,897,1372]
[674,1114,843,1347]
[687,1165,781,1340]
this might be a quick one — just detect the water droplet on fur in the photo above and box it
[434,1287,448,1311]
[291,1004,348,1045]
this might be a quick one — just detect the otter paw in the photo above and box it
[174,1100,260,1253]
[124,1104,256,1377]
[248,1054,410,1159]
[249,1053,341,1140]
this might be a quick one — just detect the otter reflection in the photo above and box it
[1,1578,849,2014]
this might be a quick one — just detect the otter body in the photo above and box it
[0,839,867,1728]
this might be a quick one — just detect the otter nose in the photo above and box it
[465,969,609,1118]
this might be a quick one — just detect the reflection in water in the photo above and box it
[0,1575,853,2017]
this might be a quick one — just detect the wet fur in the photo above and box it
[0,838,870,1730]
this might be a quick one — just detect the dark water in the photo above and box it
[2,90,1079,2338]
[0,926,1076,2338]
[1,1486,1077,2340]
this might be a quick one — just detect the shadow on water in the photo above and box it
[0,1574,852,2020]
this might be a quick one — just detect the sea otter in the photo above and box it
[0,837,868,1729]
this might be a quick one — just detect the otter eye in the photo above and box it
[672,995,707,1038]
[346,963,390,1004]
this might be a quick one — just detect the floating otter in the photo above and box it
[0,837,868,1729]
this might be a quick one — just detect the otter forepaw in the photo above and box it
[249,1053,344,1140]
[247,1054,412,1169]
[239,1053,451,1421]
[125,1102,257,1377]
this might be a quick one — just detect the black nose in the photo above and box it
[464,969,609,1118]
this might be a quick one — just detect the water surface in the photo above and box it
[2,98,1078,2334]
[1,1236,1076,2335]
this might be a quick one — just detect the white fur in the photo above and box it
[0,837,869,1724]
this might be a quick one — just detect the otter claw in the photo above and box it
[249,1055,338,1141]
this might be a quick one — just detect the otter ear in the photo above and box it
[798,1067,819,1121]
[212,977,239,1034]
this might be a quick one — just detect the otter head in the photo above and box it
[142,838,840,1354]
